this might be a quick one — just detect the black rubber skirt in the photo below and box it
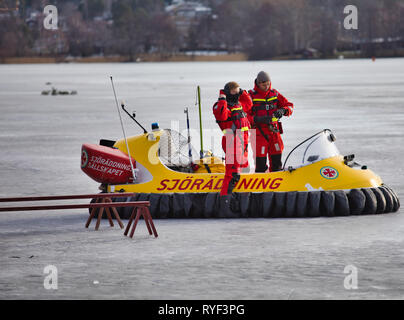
[99,184,400,219]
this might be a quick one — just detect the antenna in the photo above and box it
[120,103,148,134]
[196,86,204,159]
[184,107,192,164]
[110,76,137,182]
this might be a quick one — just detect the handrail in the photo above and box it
[0,201,149,212]
[0,192,135,202]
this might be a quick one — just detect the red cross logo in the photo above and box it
[81,150,88,168]
[320,166,339,179]
[323,168,336,177]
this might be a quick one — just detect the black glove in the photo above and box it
[223,84,230,96]
[254,115,271,124]
[273,108,286,119]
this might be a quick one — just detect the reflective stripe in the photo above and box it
[252,97,277,102]
[230,107,243,111]
[272,117,278,122]
[223,127,249,134]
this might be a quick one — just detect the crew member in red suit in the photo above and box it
[248,71,294,172]
[213,81,253,196]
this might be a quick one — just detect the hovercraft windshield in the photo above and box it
[283,129,340,170]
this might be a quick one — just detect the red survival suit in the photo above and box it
[213,90,252,196]
[248,82,293,172]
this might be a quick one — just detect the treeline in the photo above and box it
[0,0,178,60]
[0,0,403,61]
[193,0,404,59]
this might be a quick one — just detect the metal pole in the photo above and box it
[197,86,204,159]
[184,107,192,164]
[110,76,137,182]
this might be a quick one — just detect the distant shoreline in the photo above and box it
[1,50,404,64]
[0,53,247,64]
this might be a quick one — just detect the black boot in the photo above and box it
[255,157,268,173]
[227,172,240,194]
[270,154,283,172]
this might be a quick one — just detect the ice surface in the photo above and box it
[0,58,403,299]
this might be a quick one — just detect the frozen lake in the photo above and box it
[0,58,403,299]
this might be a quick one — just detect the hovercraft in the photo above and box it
[81,123,400,219]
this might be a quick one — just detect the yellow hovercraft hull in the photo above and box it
[107,130,381,194]
[99,130,399,218]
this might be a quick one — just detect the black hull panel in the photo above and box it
[93,184,400,219]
